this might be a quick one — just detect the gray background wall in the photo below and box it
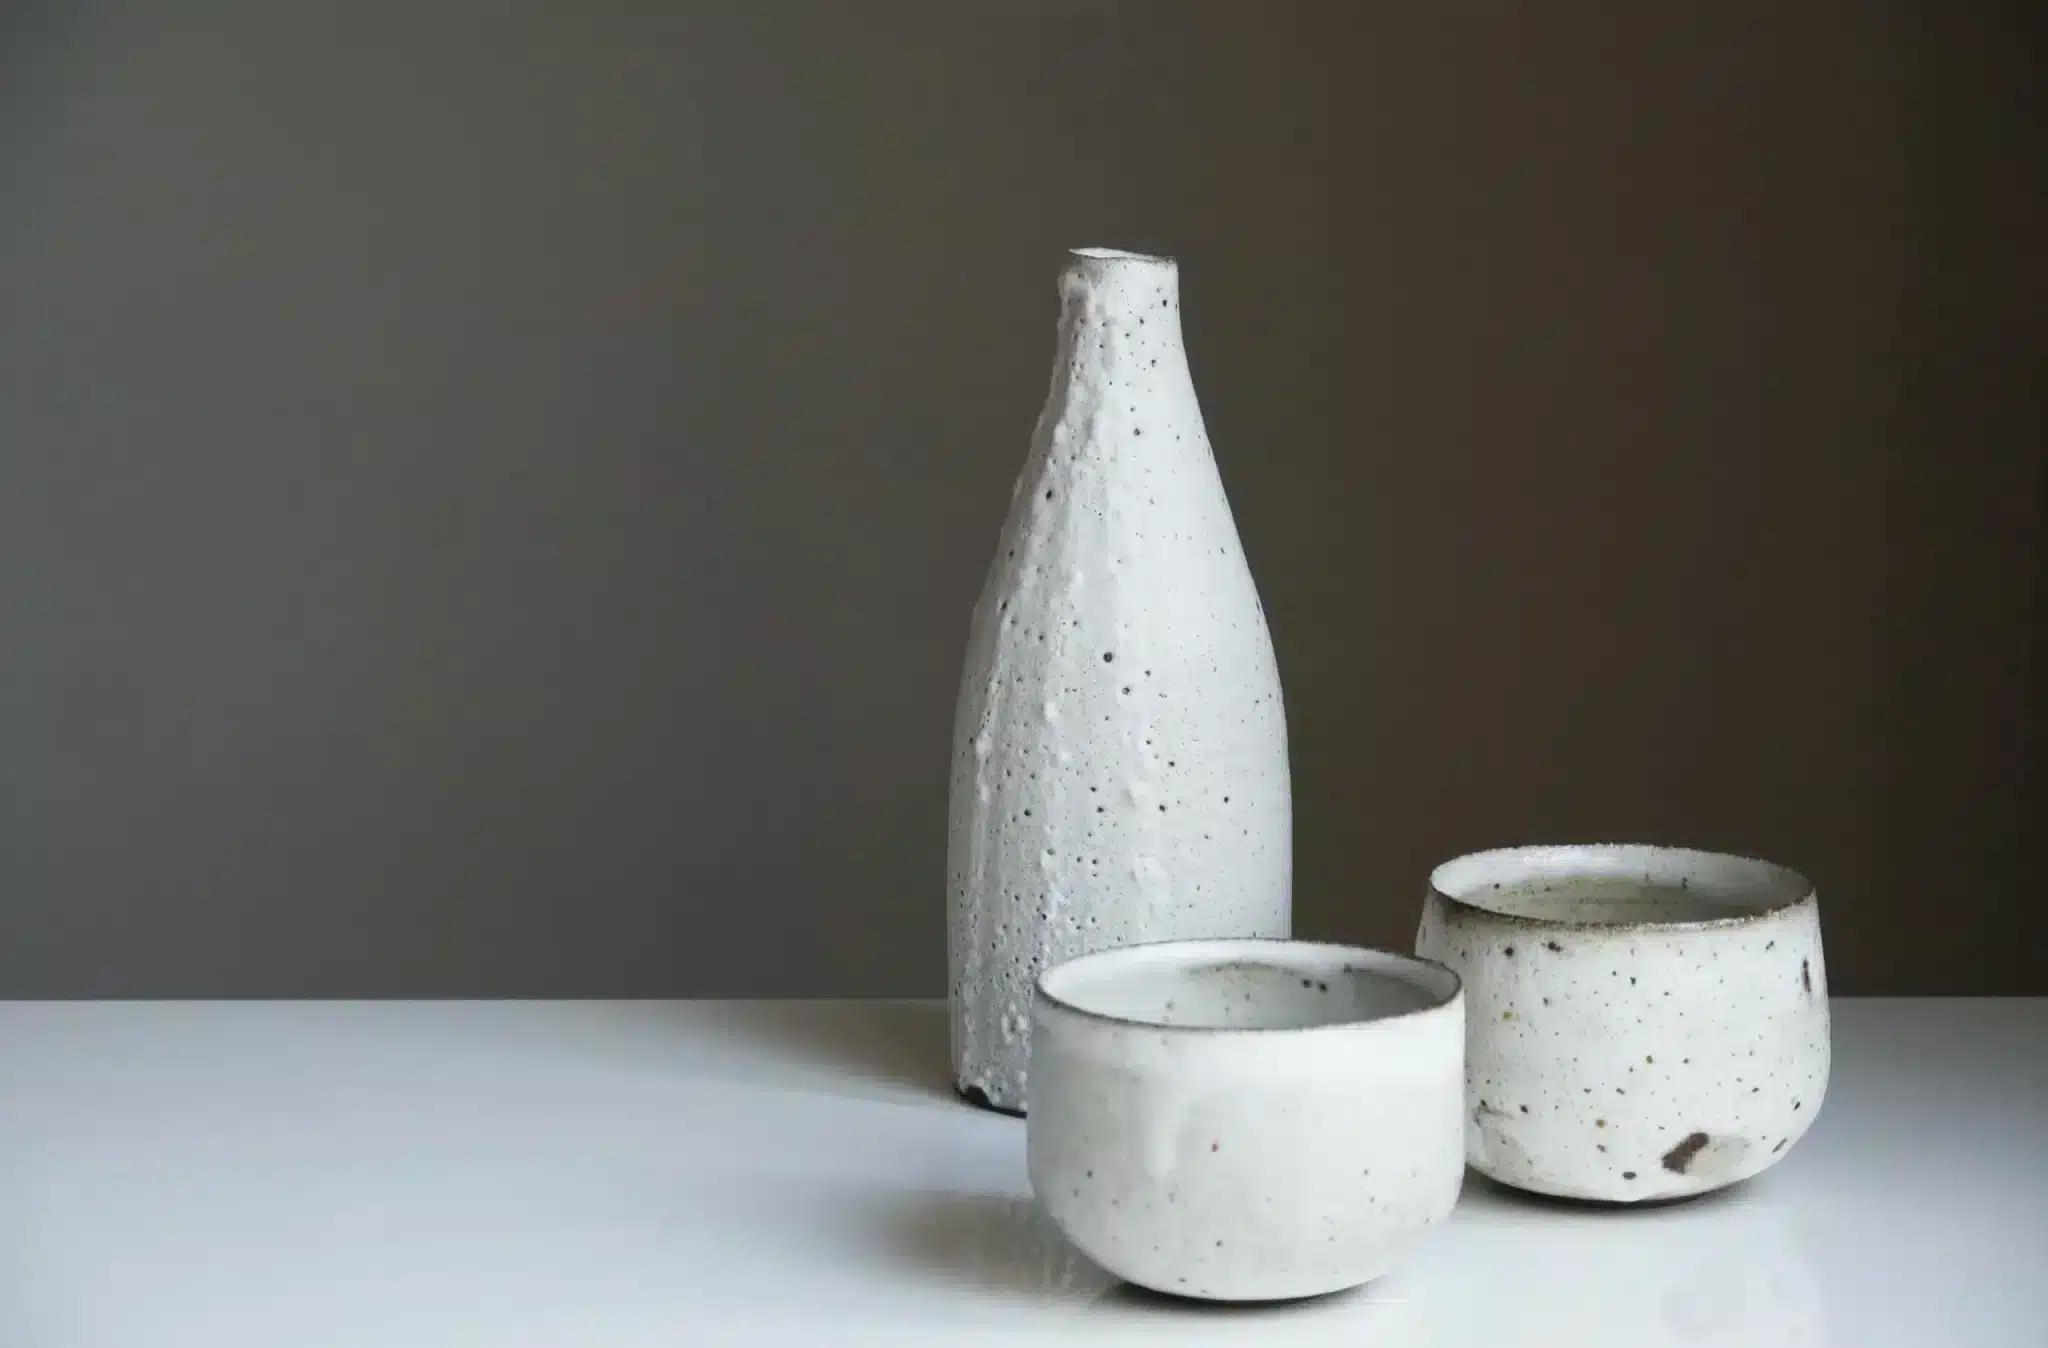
[2,2,2041,998]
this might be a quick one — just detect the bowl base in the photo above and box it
[1470,1166,1745,1209]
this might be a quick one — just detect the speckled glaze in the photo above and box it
[1027,940,1463,1302]
[947,249,1291,1114]
[1415,845,1830,1203]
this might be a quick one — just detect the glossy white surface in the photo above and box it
[0,998,2041,1346]
[947,247,1291,1113]
[1029,942,1463,1299]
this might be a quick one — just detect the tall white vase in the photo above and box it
[947,248,1292,1114]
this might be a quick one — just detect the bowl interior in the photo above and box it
[1039,940,1458,1032]
[1433,844,1811,927]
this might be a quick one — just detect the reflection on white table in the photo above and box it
[1,998,2041,1346]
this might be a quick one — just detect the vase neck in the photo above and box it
[1058,248,1181,338]
[1030,248,1206,487]
[1050,248,1190,423]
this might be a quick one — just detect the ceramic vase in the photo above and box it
[947,247,1291,1114]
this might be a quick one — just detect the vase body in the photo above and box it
[947,248,1292,1114]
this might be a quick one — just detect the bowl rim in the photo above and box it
[1429,843,1817,933]
[1034,937,1461,1037]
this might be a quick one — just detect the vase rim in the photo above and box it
[1069,246,1174,266]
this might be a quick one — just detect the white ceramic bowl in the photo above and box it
[1416,844,1830,1203]
[1025,939,1464,1301]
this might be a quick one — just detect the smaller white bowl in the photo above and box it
[1026,939,1464,1302]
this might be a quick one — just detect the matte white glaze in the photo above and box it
[947,249,1291,1113]
[1416,844,1831,1203]
[1027,940,1464,1301]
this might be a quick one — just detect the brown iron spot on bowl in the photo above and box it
[1662,1131,1711,1174]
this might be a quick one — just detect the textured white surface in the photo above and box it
[0,998,2042,1347]
[1028,942,1463,1300]
[1417,845,1831,1202]
[947,248,1290,1112]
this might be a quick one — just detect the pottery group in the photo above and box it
[952,249,1831,1301]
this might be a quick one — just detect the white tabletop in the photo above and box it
[1,997,2041,1346]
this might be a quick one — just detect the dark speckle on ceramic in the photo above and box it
[1414,844,1831,1203]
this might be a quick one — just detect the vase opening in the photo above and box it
[1069,246,1173,266]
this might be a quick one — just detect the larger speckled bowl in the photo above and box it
[1415,845,1829,1203]
[1026,939,1464,1301]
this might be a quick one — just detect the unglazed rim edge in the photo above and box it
[1429,842,1818,934]
[1033,937,1462,1038]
